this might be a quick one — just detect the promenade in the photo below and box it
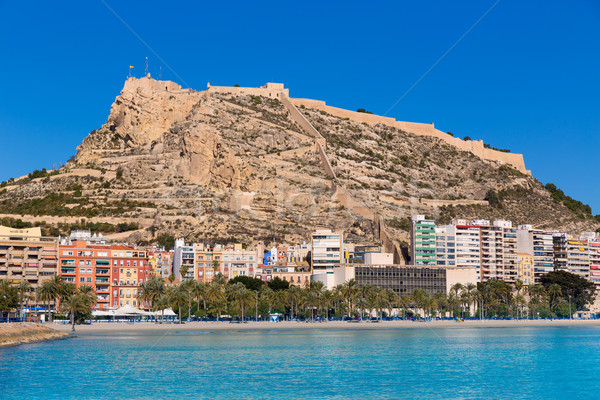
[50,318,600,333]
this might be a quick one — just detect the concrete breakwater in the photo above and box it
[0,323,70,348]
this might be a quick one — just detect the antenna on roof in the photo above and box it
[145,57,149,76]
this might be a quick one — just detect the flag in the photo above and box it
[129,65,134,69]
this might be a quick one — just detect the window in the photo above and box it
[127,261,130,267]
[87,277,92,282]
[63,251,74,256]
[80,277,85,283]
[120,269,124,273]
[87,269,92,274]
[134,261,137,267]
[113,261,117,266]
[79,268,85,274]
[120,261,124,266]
[79,260,85,265]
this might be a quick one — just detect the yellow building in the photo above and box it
[517,253,534,285]
[0,225,59,291]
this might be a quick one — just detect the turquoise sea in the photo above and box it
[1,326,599,399]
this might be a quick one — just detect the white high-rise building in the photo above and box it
[311,229,343,271]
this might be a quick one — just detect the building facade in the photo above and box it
[311,229,343,271]
[0,226,59,298]
[410,215,437,267]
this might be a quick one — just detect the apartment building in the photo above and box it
[221,244,258,279]
[517,253,534,285]
[0,226,59,295]
[148,249,173,278]
[517,225,554,284]
[435,221,482,276]
[565,239,590,279]
[59,240,150,310]
[311,229,343,271]
[173,239,195,280]
[552,232,568,271]
[471,220,517,283]
[410,215,437,267]
[589,237,600,289]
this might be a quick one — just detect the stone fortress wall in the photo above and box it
[124,75,193,94]
[290,98,530,175]
[207,82,289,98]
[204,80,528,174]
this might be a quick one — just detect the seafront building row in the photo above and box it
[1,216,599,311]
[410,215,600,288]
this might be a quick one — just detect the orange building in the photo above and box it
[59,241,151,310]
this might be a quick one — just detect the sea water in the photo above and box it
[1,326,599,399]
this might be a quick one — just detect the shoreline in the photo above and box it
[0,323,71,348]
[49,318,600,333]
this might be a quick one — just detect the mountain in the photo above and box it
[1,76,598,259]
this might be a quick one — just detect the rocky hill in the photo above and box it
[1,77,598,258]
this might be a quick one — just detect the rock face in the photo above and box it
[0,323,70,347]
[0,77,598,249]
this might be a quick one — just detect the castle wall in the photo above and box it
[291,98,529,174]
[207,83,289,98]
[123,76,183,93]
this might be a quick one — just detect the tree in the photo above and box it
[142,276,167,322]
[0,280,19,319]
[37,281,54,322]
[156,234,175,251]
[168,285,188,324]
[268,277,290,291]
[485,189,501,207]
[229,276,265,292]
[540,270,595,312]
[206,280,226,321]
[62,294,93,332]
[16,280,32,319]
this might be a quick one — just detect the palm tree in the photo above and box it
[285,285,301,320]
[548,283,562,310]
[206,281,226,321]
[16,280,32,320]
[194,281,209,317]
[412,288,426,319]
[62,294,92,332]
[78,285,97,308]
[37,281,54,322]
[182,279,196,321]
[341,279,358,319]
[167,285,188,324]
[144,276,167,322]
[48,275,65,322]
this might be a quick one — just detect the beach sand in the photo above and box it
[50,319,600,333]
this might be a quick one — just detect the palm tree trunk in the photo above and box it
[71,312,75,332]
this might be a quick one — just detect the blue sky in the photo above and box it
[1,1,598,213]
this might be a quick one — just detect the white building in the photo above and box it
[311,229,343,271]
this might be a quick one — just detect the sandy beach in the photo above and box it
[49,319,600,333]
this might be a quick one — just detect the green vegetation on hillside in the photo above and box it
[544,183,598,220]
[0,216,140,236]
[0,192,155,218]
